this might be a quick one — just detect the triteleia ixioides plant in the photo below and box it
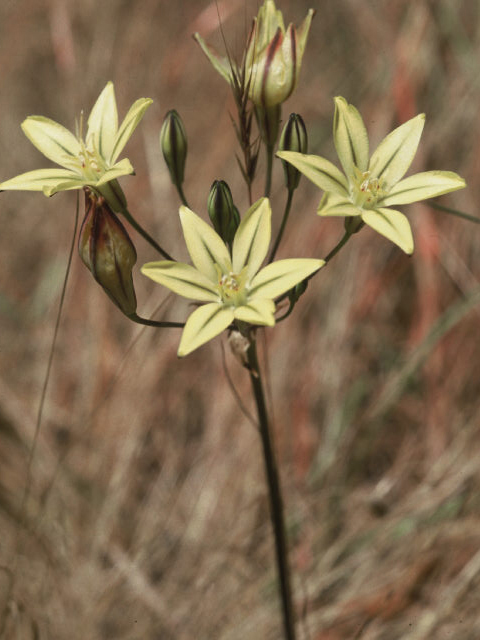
[278,96,466,254]
[194,0,315,108]
[1,3,471,640]
[141,198,324,356]
[0,82,152,212]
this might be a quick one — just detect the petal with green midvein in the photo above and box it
[179,206,231,281]
[141,261,220,302]
[95,158,134,186]
[368,114,425,188]
[362,207,414,254]
[21,116,82,168]
[0,168,79,191]
[110,97,153,163]
[233,298,276,325]
[380,171,466,206]
[249,258,324,300]
[276,151,349,196]
[333,97,369,178]
[178,302,234,357]
[87,82,118,162]
[317,191,362,217]
[232,198,271,280]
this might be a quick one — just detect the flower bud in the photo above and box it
[194,1,315,109]
[79,189,137,316]
[245,2,315,107]
[159,110,188,188]
[207,180,240,246]
[279,113,308,190]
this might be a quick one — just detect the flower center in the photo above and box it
[351,168,386,209]
[217,268,248,306]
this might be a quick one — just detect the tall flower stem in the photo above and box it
[247,337,296,640]
[121,207,175,261]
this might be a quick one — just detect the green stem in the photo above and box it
[121,207,175,261]
[247,338,296,640]
[176,183,190,208]
[269,189,294,262]
[324,230,352,263]
[429,202,480,224]
[265,144,274,198]
[128,313,184,328]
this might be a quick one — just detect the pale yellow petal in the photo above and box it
[178,303,234,357]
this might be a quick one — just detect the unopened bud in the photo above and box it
[279,113,308,190]
[160,110,188,188]
[79,189,137,316]
[207,180,240,245]
[288,278,308,305]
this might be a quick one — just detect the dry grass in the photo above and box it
[1,1,480,638]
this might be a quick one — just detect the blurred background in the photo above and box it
[1,0,479,638]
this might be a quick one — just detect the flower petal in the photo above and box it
[333,97,369,178]
[380,171,466,206]
[368,114,425,188]
[179,206,231,281]
[86,82,118,162]
[95,158,134,186]
[110,97,153,163]
[232,197,271,280]
[249,258,324,299]
[178,303,234,357]
[44,179,89,196]
[21,116,82,168]
[317,191,362,217]
[193,33,233,85]
[276,151,349,196]
[140,261,220,302]
[0,168,79,191]
[361,207,414,254]
[296,9,315,61]
[233,298,276,326]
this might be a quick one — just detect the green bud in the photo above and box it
[207,180,240,246]
[288,278,308,305]
[159,110,188,188]
[79,189,137,316]
[278,113,308,190]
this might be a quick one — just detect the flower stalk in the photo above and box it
[247,337,296,640]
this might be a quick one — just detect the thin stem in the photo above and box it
[269,189,295,262]
[324,230,352,263]
[429,201,480,224]
[121,207,175,261]
[128,313,184,328]
[176,183,190,208]
[265,144,274,198]
[276,300,295,323]
[12,195,80,593]
[247,338,296,640]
